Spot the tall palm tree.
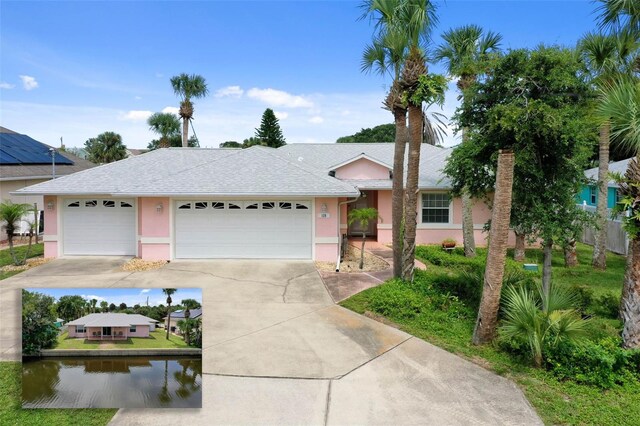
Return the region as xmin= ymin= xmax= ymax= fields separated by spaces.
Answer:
xmin=170 ymin=73 xmax=209 ymax=147
xmin=84 ymin=131 xmax=127 ymax=164
xmin=596 ymin=0 xmax=640 ymax=35
xmin=90 ymin=299 xmax=97 ymax=313
xmin=100 ymin=300 xmax=108 ymax=313
xmin=148 ymin=112 xmax=181 ymax=148
xmin=434 ymin=24 xmax=502 ymax=258
xmin=579 ymin=31 xmax=638 ymax=269
xmin=597 ymin=77 xmax=640 ymax=348
xmin=0 ymin=201 xmax=33 ymax=265
xmin=163 ymin=288 xmax=177 ymax=340
xmin=472 ymin=150 xmax=516 ymax=345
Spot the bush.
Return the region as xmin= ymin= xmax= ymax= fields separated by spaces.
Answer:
xmin=569 ymin=284 xmax=594 ymax=316
xmin=368 ymin=280 xmax=429 ymax=319
xmin=546 ymin=338 xmax=640 ymax=388
xmin=415 ymin=245 xmax=485 ymax=269
xmin=594 ymin=293 xmax=620 ymax=319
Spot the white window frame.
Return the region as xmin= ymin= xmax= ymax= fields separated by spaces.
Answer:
xmin=76 ymin=325 xmax=85 ymax=333
xmin=420 ymin=192 xmax=452 ymax=225
xmin=129 ymin=325 xmax=137 ymax=333
xmin=590 ymin=186 xmax=597 ymax=204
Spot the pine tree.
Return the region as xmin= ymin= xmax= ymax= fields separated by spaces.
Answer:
xmin=255 ymin=108 xmax=286 ymax=147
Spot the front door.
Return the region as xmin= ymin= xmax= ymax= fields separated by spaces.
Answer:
xmin=102 ymin=327 xmax=112 ymax=336
xmin=348 ymin=191 xmax=377 ymax=237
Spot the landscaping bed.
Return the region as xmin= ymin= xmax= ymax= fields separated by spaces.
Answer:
xmin=0 ymin=243 xmax=44 ymax=280
xmin=341 ymin=243 xmax=640 ymax=426
xmin=315 ymin=243 xmax=389 ymax=272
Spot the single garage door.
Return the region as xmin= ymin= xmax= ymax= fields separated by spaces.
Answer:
xmin=175 ymin=200 xmax=312 ymax=259
xmin=63 ymin=198 xmax=136 ymax=255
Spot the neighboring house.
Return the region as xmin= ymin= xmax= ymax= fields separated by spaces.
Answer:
xmin=14 ymin=143 xmax=504 ymax=264
xmin=66 ymin=313 xmax=158 ymax=340
xmin=54 ymin=318 xmax=65 ymax=328
xmin=579 ymin=158 xmax=630 ymax=210
xmin=125 ymin=148 xmax=149 ymax=157
xmin=0 ymin=127 xmax=95 ymax=236
xmin=163 ymin=308 xmax=202 ymax=334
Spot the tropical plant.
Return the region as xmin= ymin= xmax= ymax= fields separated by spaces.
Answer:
xmin=84 ymin=131 xmax=127 ymax=164
xmin=99 ymin=300 xmax=108 ymax=313
xmin=347 ymin=207 xmax=379 ymax=269
xmin=170 ymin=73 xmax=209 ymax=147
xmin=601 ymin=77 xmax=640 ymax=348
xmin=0 ymin=200 xmax=34 ymax=265
xmin=219 ymin=141 xmax=242 ymax=148
xmin=180 ymin=299 xmax=201 ymax=310
xmin=433 ymin=24 xmax=502 ymax=258
xmin=500 ymin=282 xmax=589 ymax=367
xmin=579 ymin=31 xmax=639 ymax=269
xmin=56 ymin=295 xmax=87 ymax=322
xmin=22 ymin=290 xmax=58 ymax=355
xmin=90 ymin=299 xmax=97 ymax=313
xmin=255 ymin=108 xmax=286 ymax=148
xmin=147 ymin=112 xmax=181 ymax=148
xmin=472 ymin=150 xmax=515 ymax=345
xmin=163 ymin=288 xmax=177 ymax=340
xmin=596 ymin=0 xmax=640 ymax=35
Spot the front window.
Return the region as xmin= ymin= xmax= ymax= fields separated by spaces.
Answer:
xmin=129 ymin=325 xmax=136 ymax=333
xmin=76 ymin=325 xmax=85 ymax=333
xmin=421 ymin=193 xmax=451 ymax=223
xmin=590 ymin=187 xmax=597 ymax=205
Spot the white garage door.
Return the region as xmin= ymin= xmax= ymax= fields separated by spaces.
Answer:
xmin=175 ymin=200 xmax=312 ymax=259
xmin=63 ymin=199 xmax=136 ymax=255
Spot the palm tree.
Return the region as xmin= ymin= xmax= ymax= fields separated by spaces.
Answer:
xmin=472 ymin=150 xmax=516 ymax=345
xmin=163 ymin=288 xmax=177 ymax=340
xmin=578 ymin=31 xmax=638 ymax=269
xmin=0 ymin=201 xmax=33 ymax=265
xmin=347 ymin=207 xmax=379 ymax=269
xmin=90 ymin=299 xmax=97 ymax=313
xmin=597 ymin=77 xmax=640 ymax=348
xmin=170 ymin=73 xmax=209 ymax=147
xmin=434 ymin=25 xmax=502 ymax=258
xmin=596 ymin=0 xmax=640 ymax=35
xmin=147 ymin=112 xmax=181 ymax=148
xmin=100 ymin=300 xmax=108 ymax=313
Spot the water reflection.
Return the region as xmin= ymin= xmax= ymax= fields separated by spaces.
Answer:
xmin=22 ymin=356 xmax=202 ymax=408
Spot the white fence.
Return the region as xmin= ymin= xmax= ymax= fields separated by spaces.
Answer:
xmin=578 ymin=203 xmax=629 ymax=255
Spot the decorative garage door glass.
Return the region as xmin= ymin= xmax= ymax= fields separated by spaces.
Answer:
xmin=63 ymin=199 xmax=136 ymax=255
xmin=175 ymin=200 xmax=312 ymax=259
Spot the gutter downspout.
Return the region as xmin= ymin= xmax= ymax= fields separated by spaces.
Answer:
xmin=336 ymin=195 xmax=361 ymax=272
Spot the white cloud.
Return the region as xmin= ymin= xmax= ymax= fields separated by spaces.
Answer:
xmin=19 ymin=75 xmax=38 ymax=90
xmin=0 ymin=82 xmax=15 ymax=89
xmin=81 ymin=295 xmax=107 ymax=302
xmin=161 ymin=106 xmax=179 ymax=115
xmin=247 ymin=88 xmax=314 ymax=108
xmin=309 ymin=116 xmax=324 ymax=124
xmin=121 ymin=110 xmax=152 ymax=121
xmin=274 ymin=111 xmax=288 ymax=120
xmin=134 ymin=96 xmax=142 ymax=100
xmin=215 ymin=85 xmax=244 ymax=98
xmin=140 ymin=289 xmax=151 ymax=294
xmin=341 ymin=110 xmax=351 ymax=116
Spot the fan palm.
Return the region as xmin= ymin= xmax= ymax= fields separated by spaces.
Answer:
xmin=170 ymin=73 xmax=209 ymax=147
xmin=596 ymin=0 xmax=640 ymax=35
xmin=0 ymin=201 xmax=34 ymax=265
xmin=433 ymin=24 xmax=502 ymax=258
xmin=578 ymin=31 xmax=638 ymax=269
xmin=162 ymin=288 xmax=177 ymax=340
xmin=597 ymin=77 xmax=640 ymax=348
xmin=148 ymin=112 xmax=181 ymax=148
xmin=84 ymin=131 xmax=127 ymax=164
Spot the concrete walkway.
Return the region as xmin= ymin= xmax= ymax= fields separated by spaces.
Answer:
xmin=0 ymin=258 xmax=541 ymax=425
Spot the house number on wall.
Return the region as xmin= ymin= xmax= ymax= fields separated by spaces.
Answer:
xmin=319 ymin=213 xmax=330 ymax=219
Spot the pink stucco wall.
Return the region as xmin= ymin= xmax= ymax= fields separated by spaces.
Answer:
xmin=69 ymin=325 xmax=150 ymax=338
xmin=315 ymin=197 xmax=339 ymax=261
xmin=376 ymin=190 xmax=392 ymax=230
xmin=138 ymin=197 xmax=171 ymax=261
xmin=335 ymin=158 xmax=390 ymax=180
xmin=43 ymin=195 xmax=58 ymax=258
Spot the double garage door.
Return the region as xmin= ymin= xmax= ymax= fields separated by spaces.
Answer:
xmin=63 ymin=198 xmax=137 ymax=255
xmin=175 ymin=200 xmax=312 ymax=259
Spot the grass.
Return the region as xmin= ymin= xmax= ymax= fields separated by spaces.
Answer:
xmin=341 ymin=242 xmax=640 ymax=426
xmin=54 ymin=329 xmax=189 ymax=350
xmin=0 ymin=362 xmax=116 ymax=426
xmin=0 ymin=243 xmax=44 ymax=281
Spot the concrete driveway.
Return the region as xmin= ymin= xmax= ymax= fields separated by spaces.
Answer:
xmin=0 ymin=258 xmax=541 ymax=425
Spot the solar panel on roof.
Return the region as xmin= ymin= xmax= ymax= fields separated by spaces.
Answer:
xmin=0 ymin=133 xmax=73 ymax=165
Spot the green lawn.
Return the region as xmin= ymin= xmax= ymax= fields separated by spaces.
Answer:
xmin=54 ymin=329 xmax=188 ymax=350
xmin=0 ymin=362 xmax=116 ymax=426
xmin=0 ymin=243 xmax=44 ymax=281
xmin=341 ymin=243 xmax=640 ymax=426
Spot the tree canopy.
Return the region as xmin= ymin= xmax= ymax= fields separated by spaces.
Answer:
xmin=255 ymin=108 xmax=286 ymax=148
xmin=22 ymin=290 xmax=58 ymax=355
xmin=84 ymin=131 xmax=127 ymax=163
xmin=336 ymin=124 xmax=395 ymax=143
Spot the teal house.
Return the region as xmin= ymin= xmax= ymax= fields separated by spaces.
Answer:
xmin=579 ymin=158 xmax=630 ymax=209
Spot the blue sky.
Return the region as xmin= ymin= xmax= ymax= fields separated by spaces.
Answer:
xmin=26 ymin=287 xmax=202 ymax=308
xmin=1 ymin=1 xmax=598 ymax=148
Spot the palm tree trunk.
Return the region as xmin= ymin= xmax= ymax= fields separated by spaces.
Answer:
xmin=6 ymin=231 xmax=20 ymax=266
xmin=182 ymin=119 xmax=189 ymax=148
xmin=592 ymin=123 xmax=610 ymax=270
xmin=621 ymin=237 xmax=640 ymax=348
xmin=392 ymin=107 xmax=408 ymax=278
xmin=166 ymin=306 xmax=171 ymax=340
xmin=461 ymin=189 xmax=476 ymax=257
xmin=542 ymin=238 xmax=553 ymax=303
xmin=514 ymin=231 xmax=526 ymax=262
xmin=564 ymin=238 xmax=578 ymax=268
xmin=472 ymin=150 xmax=515 ymax=345
xmin=360 ymin=232 xmax=366 ymax=270
xmin=401 ymin=104 xmax=423 ymax=282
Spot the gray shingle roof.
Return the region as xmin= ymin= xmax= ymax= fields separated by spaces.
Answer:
xmin=585 ymin=158 xmax=632 ymax=187
xmin=14 ymin=146 xmax=360 ymax=197
xmin=165 ymin=308 xmax=202 ymax=319
xmin=66 ymin=313 xmax=158 ymax=327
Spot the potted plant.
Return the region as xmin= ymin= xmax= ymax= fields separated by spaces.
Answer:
xmin=441 ymin=238 xmax=457 ymax=249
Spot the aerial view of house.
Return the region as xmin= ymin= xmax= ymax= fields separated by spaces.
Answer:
xmin=66 ymin=313 xmax=158 ymax=340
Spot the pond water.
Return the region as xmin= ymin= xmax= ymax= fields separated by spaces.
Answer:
xmin=22 ymin=356 xmax=202 ymax=408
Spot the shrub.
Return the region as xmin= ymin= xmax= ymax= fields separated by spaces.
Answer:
xmin=546 ymin=338 xmax=640 ymax=388
xmin=368 ymin=280 xmax=429 ymax=319
xmin=594 ymin=293 xmax=620 ymax=319
xmin=415 ymin=245 xmax=484 ymax=269
xmin=569 ymin=284 xmax=594 ymax=316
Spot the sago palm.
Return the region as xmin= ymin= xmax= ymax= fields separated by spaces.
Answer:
xmin=170 ymin=73 xmax=208 ymax=147
xmin=433 ymin=24 xmax=502 ymax=258
xmin=598 ymin=77 xmax=640 ymax=348
xmin=148 ymin=112 xmax=181 ymax=148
